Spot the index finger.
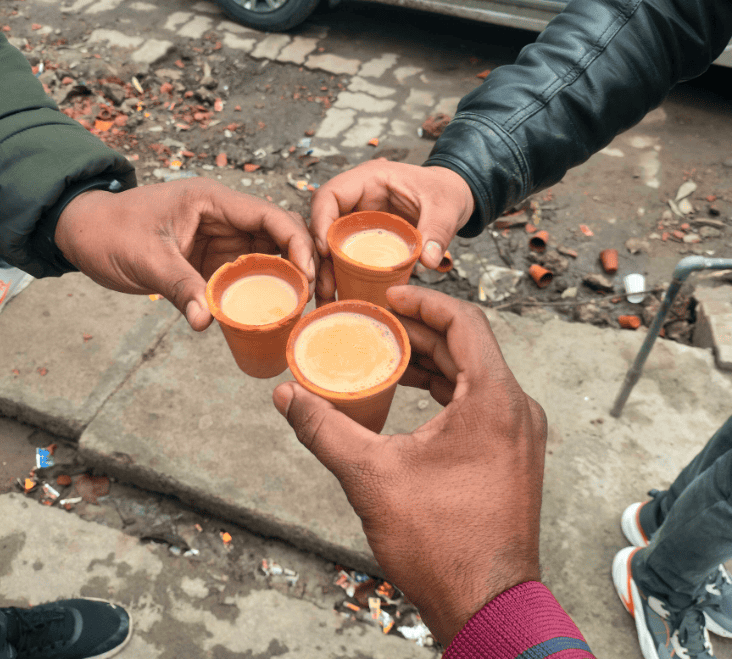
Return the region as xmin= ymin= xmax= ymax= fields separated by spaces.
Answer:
xmin=209 ymin=187 xmax=316 ymax=282
xmin=386 ymin=285 xmax=511 ymax=386
xmin=310 ymin=170 xmax=370 ymax=258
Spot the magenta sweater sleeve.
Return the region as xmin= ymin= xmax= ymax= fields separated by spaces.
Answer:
xmin=443 ymin=581 xmax=595 ymax=659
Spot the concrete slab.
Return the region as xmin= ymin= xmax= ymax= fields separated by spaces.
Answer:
xmin=478 ymin=309 xmax=731 ymax=657
xmin=78 ymin=300 xmax=445 ymax=575
xmin=693 ymin=283 xmax=732 ymax=371
xmin=0 ymin=493 xmax=433 ymax=658
xmin=75 ymin=303 xmax=732 ymax=657
xmin=0 ymin=274 xmax=180 ymax=438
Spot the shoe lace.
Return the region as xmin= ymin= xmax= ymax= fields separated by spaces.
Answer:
xmin=677 ymin=609 xmax=713 ymax=658
xmin=698 ymin=565 xmax=731 ymax=607
xmin=9 ymin=607 xmax=69 ymax=653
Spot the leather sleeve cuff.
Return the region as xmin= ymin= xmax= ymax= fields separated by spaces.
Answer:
xmin=29 ymin=176 xmax=125 ymax=274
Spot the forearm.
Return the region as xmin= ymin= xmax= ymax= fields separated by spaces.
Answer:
xmin=0 ymin=33 xmax=136 ymax=277
xmin=424 ymin=0 xmax=731 ymax=237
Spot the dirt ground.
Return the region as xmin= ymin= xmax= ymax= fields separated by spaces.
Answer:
xmin=2 ymin=1 xmax=732 ymax=350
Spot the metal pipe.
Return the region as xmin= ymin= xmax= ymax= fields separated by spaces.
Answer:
xmin=610 ymin=256 xmax=731 ymax=418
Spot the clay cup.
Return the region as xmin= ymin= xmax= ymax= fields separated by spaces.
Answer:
xmin=286 ymin=300 xmax=411 ymax=433
xmin=206 ymin=254 xmax=308 ymax=379
xmin=327 ymin=211 xmax=422 ymax=309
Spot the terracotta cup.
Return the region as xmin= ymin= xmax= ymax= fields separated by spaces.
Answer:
xmin=529 ymin=264 xmax=553 ymax=288
xmin=600 ymin=249 xmax=619 ymax=274
xmin=286 ymin=300 xmax=411 ymax=433
xmin=206 ymin=254 xmax=309 ymax=379
xmin=436 ymin=250 xmax=454 ymax=273
xmin=327 ymin=211 xmax=422 ymax=309
xmin=529 ymin=231 xmax=549 ymax=253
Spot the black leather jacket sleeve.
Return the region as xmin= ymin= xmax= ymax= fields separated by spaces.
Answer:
xmin=424 ymin=0 xmax=731 ymax=238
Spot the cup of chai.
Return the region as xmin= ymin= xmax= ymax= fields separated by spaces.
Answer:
xmin=206 ymin=254 xmax=309 ymax=379
xmin=327 ymin=211 xmax=422 ymax=309
xmin=286 ymin=300 xmax=411 ymax=433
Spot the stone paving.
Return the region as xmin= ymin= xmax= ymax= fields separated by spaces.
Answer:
xmin=48 ymin=0 xmax=472 ymax=164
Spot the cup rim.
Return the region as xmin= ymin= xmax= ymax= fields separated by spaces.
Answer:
xmin=327 ymin=211 xmax=422 ymax=273
xmin=205 ymin=254 xmax=309 ymax=331
xmin=286 ymin=300 xmax=411 ymax=402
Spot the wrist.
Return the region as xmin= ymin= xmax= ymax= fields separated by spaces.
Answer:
xmin=47 ymin=178 xmax=125 ymax=270
xmin=424 ymin=166 xmax=475 ymax=231
xmin=418 ymin=558 xmax=541 ymax=647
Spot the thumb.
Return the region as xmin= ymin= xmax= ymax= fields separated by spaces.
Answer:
xmin=273 ymin=382 xmax=378 ymax=484
xmin=147 ymin=252 xmax=212 ymax=331
xmin=417 ymin=212 xmax=455 ymax=270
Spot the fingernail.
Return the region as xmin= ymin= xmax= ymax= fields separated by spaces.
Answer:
xmin=424 ymin=240 xmax=442 ymax=266
xmin=274 ymin=383 xmax=294 ymax=418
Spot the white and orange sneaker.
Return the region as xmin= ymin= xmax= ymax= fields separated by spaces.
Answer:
xmin=612 ymin=547 xmax=715 ymax=659
xmin=620 ymin=500 xmax=731 ymax=638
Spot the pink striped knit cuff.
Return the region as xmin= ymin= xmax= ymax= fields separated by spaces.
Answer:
xmin=443 ymin=581 xmax=595 ymax=659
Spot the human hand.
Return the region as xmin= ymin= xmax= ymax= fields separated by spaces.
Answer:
xmin=272 ymin=285 xmax=546 ymax=647
xmin=54 ymin=177 xmax=316 ymax=331
xmin=310 ymin=161 xmax=475 ymax=306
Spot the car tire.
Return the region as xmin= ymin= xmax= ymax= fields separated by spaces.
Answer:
xmin=214 ymin=0 xmax=321 ymax=32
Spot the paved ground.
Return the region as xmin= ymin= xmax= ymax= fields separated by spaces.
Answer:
xmin=0 ymin=278 xmax=733 ymax=657
xmin=0 ymin=1 xmax=733 ymax=657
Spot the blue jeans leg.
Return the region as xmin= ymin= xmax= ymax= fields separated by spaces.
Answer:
xmin=632 ymin=417 xmax=732 ymax=610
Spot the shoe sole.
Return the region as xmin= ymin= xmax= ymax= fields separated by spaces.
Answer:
xmin=79 ymin=598 xmax=133 ymax=659
xmin=705 ymin=612 xmax=732 ymax=638
xmin=621 ymin=502 xmax=650 ymax=547
xmin=612 ymin=547 xmax=661 ymax=659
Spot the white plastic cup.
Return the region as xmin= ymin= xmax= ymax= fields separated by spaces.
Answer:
xmin=623 ymin=273 xmax=646 ymax=304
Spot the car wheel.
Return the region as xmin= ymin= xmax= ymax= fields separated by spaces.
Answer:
xmin=214 ymin=0 xmax=321 ymax=32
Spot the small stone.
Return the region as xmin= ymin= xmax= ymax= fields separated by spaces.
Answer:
xmin=694 ymin=217 xmax=724 ymax=229
xmin=661 ymin=209 xmax=674 ymax=223
xmin=698 ymin=226 xmax=722 ymax=239
xmin=625 ymin=237 xmax=650 ymax=254
xmin=649 ymin=232 xmax=661 ymax=240
xmin=575 ymin=302 xmax=611 ymax=326
xmin=682 ymin=233 xmax=701 ymax=244
xmin=668 ymin=199 xmax=684 ymax=217
xmin=241 ymin=178 xmax=252 ymax=186
xmin=583 ymin=273 xmax=614 ymax=292
xmin=540 ymin=251 xmax=569 ymax=275
xmin=675 ymin=180 xmax=697 ymax=202
xmin=417 ymin=400 xmax=429 ymax=410
xmin=677 ymin=198 xmax=694 ymax=215
xmin=561 ymin=287 xmax=577 ymax=299
xmin=421 ymin=113 xmax=451 ymax=139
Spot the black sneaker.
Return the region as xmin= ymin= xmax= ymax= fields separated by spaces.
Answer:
xmin=0 ymin=599 xmax=131 ymax=659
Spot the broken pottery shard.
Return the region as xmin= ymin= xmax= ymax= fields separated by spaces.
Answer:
xmin=675 ymin=180 xmax=697 ymax=202
xmin=74 ymin=474 xmax=110 ymax=503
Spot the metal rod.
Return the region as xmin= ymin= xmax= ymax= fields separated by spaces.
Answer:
xmin=610 ymin=256 xmax=731 ymax=418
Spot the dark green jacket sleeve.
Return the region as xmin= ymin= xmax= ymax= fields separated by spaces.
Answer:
xmin=424 ymin=0 xmax=731 ymax=237
xmin=0 ymin=33 xmax=137 ymax=277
